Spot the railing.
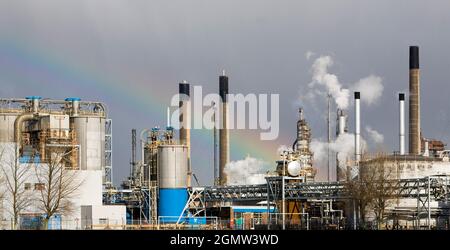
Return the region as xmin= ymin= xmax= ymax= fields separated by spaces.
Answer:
xmin=157 ymin=216 xmax=219 ymax=230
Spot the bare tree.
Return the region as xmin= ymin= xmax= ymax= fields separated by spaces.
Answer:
xmin=345 ymin=167 xmax=376 ymax=229
xmin=34 ymin=149 xmax=83 ymax=229
xmin=345 ymin=153 xmax=400 ymax=230
xmin=367 ymin=156 xmax=398 ymax=229
xmin=0 ymin=143 xmax=33 ymax=229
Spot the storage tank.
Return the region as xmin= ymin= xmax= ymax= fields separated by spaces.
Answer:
xmin=158 ymin=144 xmax=188 ymax=223
xmin=72 ymin=116 xmax=105 ymax=171
xmin=0 ymin=114 xmax=20 ymax=142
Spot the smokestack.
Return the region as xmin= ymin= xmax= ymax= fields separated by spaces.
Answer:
xmin=167 ymin=107 xmax=171 ymax=128
xmin=179 ymin=80 xmax=191 ymax=187
xmin=354 ymin=92 xmax=361 ymax=162
xmin=409 ymin=46 xmax=421 ymax=155
xmin=131 ymin=129 xmax=137 ymax=182
xmin=399 ymin=93 xmax=405 ymax=155
xmin=219 ymin=71 xmax=229 ymax=185
xmin=423 ymin=140 xmax=430 ymax=157
xmin=337 ymin=109 xmax=347 ymax=136
xmin=336 ymin=109 xmax=347 ymax=182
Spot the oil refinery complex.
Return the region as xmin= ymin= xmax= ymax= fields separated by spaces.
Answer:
xmin=1 ymin=46 xmax=450 ymax=230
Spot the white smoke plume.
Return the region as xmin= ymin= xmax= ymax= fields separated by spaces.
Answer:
xmin=352 ymin=75 xmax=384 ymax=106
xmin=310 ymin=133 xmax=367 ymax=180
xmin=365 ymin=126 xmax=384 ymax=144
xmin=305 ymin=51 xmax=315 ymax=60
xmin=301 ymin=54 xmax=384 ymax=111
xmin=224 ymin=156 xmax=270 ymax=185
xmin=308 ymin=55 xmax=351 ymax=110
xmin=297 ymin=52 xmax=385 ymax=180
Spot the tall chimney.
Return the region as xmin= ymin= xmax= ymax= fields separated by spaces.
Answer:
xmin=354 ymin=92 xmax=361 ymax=162
xmin=179 ymin=80 xmax=192 ymax=187
xmin=219 ymin=71 xmax=229 ymax=186
xmin=131 ymin=129 xmax=137 ymax=183
xmin=399 ymin=93 xmax=405 ymax=155
xmin=409 ymin=46 xmax=421 ymax=155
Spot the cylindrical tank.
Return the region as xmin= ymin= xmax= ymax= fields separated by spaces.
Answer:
xmin=72 ymin=116 xmax=105 ymax=171
xmin=158 ymin=144 xmax=188 ymax=223
xmin=0 ymin=114 xmax=20 ymax=142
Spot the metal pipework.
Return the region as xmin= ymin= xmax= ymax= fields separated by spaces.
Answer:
xmin=14 ymin=113 xmax=36 ymax=143
xmin=13 ymin=112 xmax=46 ymax=157
xmin=0 ymin=98 xmax=106 ymax=118
xmin=65 ymin=97 xmax=81 ymax=116
xmin=179 ymin=80 xmax=191 ymax=187
xmin=25 ymin=96 xmax=41 ymax=113
xmin=219 ymin=71 xmax=229 ymax=186
xmin=354 ymin=92 xmax=361 ymax=162
xmin=409 ymin=46 xmax=421 ymax=155
xmin=399 ymin=93 xmax=405 ymax=155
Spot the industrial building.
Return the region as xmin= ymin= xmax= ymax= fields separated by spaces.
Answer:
xmin=1 ymin=46 xmax=450 ymax=230
xmin=0 ymin=97 xmax=125 ymax=229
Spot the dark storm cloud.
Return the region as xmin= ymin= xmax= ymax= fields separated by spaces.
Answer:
xmin=1 ymin=0 xmax=450 ymax=184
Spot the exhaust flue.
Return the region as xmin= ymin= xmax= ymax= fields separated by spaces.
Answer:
xmin=354 ymin=92 xmax=361 ymax=162
xmin=131 ymin=129 xmax=137 ymax=181
xmin=399 ymin=93 xmax=405 ymax=155
xmin=219 ymin=72 xmax=229 ymax=185
xmin=409 ymin=46 xmax=421 ymax=155
xmin=179 ymin=81 xmax=192 ymax=187
xmin=337 ymin=109 xmax=347 ymax=136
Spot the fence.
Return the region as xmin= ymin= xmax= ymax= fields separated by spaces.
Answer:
xmin=157 ymin=216 xmax=219 ymax=230
xmin=0 ymin=218 xmax=127 ymax=230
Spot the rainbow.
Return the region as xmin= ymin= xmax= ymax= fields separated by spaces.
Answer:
xmin=0 ymin=40 xmax=285 ymax=169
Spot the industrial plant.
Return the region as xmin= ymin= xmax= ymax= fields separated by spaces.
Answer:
xmin=1 ymin=46 xmax=450 ymax=230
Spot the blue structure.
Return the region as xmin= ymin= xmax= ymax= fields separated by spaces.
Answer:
xmin=47 ymin=214 xmax=62 ymax=230
xmin=65 ymin=97 xmax=81 ymax=101
xmin=25 ymin=96 xmax=42 ymax=100
xmin=157 ymin=144 xmax=189 ymax=224
xmin=158 ymin=188 xmax=187 ymax=223
xmin=232 ymin=206 xmax=276 ymax=213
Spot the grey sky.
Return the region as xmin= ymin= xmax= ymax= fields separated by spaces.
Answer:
xmin=1 ymin=0 xmax=450 ymax=185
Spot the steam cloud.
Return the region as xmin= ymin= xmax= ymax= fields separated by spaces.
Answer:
xmin=352 ymin=75 xmax=384 ymax=106
xmin=365 ymin=126 xmax=384 ymax=144
xmin=305 ymin=51 xmax=315 ymax=60
xmin=224 ymin=156 xmax=270 ymax=185
xmin=301 ymin=54 xmax=384 ymax=110
xmin=311 ymin=134 xmax=367 ymax=166
xmin=297 ymin=53 xmax=385 ymax=180
xmin=308 ymin=55 xmax=351 ymax=110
